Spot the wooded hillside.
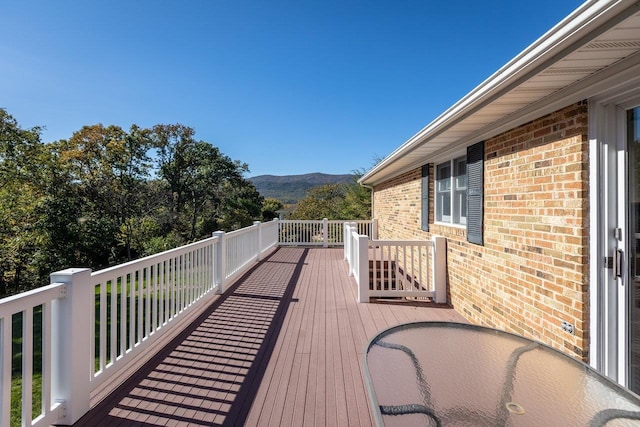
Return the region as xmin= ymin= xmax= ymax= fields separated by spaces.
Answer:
xmin=249 ymin=173 xmax=354 ymax=203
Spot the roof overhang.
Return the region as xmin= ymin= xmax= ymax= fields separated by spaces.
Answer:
xmin=360 ymin=0 xmax=640 ymax=187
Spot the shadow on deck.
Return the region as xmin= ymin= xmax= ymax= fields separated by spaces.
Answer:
xmin=74 ymin=247 xmax=466 ymax=426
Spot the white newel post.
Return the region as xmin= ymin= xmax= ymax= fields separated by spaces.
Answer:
xmin=213 ymin=231 xmax=226 ymax=294
xmin=343 ymin=223 xmax=350 ymax=260
xmin=349 ymin=224 xmax=358 ymax=275
xmin=433 ymin=236 xmax=447 ymax=304
xmin=50 ymin=268 xmax=92 ymax=425
xmin=273 ymin=218 xmax=279 ymax=247
xmin=345 ymin=222 xmax=356 ymax=264
xmin=357 ymin=234 xmax=369 ymax=303
xmin=322 ymin=218 xmax=328 ymax=248
xmin=371 ymin=218 xmax=379 ymax=240
xmin=254 ymin=221 xmax=262 ymax=261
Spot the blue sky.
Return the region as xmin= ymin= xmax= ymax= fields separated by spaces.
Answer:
xmin=1 ymin=0 xmax=583 ymax=177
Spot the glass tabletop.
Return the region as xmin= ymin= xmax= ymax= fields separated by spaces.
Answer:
xmin=364 ymin=322 xmax=640 ymax=426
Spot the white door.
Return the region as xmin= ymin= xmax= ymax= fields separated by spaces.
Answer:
xmin=595 ymin=101 xmax=640 ymax=392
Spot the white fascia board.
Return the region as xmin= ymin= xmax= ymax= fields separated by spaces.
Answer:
xmin=360 ymin=0 xmax=637 ymax=187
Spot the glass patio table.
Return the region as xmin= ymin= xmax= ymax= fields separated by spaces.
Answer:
xmin=364 ymin=322 xmax=640 ymax=426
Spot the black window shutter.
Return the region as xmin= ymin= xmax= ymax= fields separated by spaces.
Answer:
xmin=421 ymin=164 xmax=429 ymax=232
xmin=467 ymin=142 xmax=484 ymax=245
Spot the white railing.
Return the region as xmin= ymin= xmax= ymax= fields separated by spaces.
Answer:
xmin=215 ymin=219 xmax=280 ymax=292
xmin=0 ymin=283 xmax=67 ymax=427
xmin=344 ymin=223 xmax=447 ymax=304
xmin=0 ymin=219 xmax=279 ymax=426
xmin=1 ymin=218 xmax=391 ymax=426
xmin=88 ymin=236 xmax=219 ymax=396
xmin=279 ymin=219 xmax=376 ymax=247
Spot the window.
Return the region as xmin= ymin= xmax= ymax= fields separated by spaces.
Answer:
xmin=436 ymin=156 xmax=467 ymax=225
xmin=428 ymin=141 xmax=483 ymax=244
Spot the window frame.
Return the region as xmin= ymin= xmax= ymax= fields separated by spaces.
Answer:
xmin=434 ymin=155 xmax=467 ymax=227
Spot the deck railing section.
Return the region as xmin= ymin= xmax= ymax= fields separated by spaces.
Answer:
xmin=89 ymin=236 xmax=219 ymax=395
xmin=1 ymin=217 xmax=442 ymax=426
xmin=215 ymin=219 xmax=280 ymax=292
xmin=0 ymin=283 xmax=67 ymax=427
xmin=279 ymin=219 xmax=376 ymax=247
xmin=344 ymin=223 xmax=447 ymax=304
xmin=0 ymin=220 xmax=279 ymax=426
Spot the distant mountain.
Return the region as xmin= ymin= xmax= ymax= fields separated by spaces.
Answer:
xmin=249 ymin=173 xmax=355 ymax=204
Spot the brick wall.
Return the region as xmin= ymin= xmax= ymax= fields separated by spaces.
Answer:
xmin=372 ymin=101 xmax=590 ymax=360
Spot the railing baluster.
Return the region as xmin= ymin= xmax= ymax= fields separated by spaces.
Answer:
xmin=42 ymin=301 xmax=53 ymax=419
xmin=185 ymin=252 xmax=191 ymax=307
xmin=0 ymin=317 xmax=8 ymax=427
xmin=119 ymin=275 xmax=126 ymax=357
xmin=99 ymin=281 xmax=107 ymax=370
xmin=168 ymin=258 xmax=174 ymax=321
xmin=22 ymin=306 xmax=33 ymax=426
xmin=156 ymin=261 xmax=166 ymax=329
xmin=109 ymin=278 xmax=117 ymax=364
xmin=136 ymin=269 xmax=143 ymax=345
xmin=372 ymin=240 xmax=377 ymax=293
xmin=423 ymin=244 xmax=427 ymax=290
xmin=177 ymin=256 xmax=182 ymax=313
xmin=150 ymin=265 xmax=155 ymax=334
xmin=128 ymin=272 xmax=134 ymax=351
xmin=90 ymin=282 xmax=96 ymax=377
xmin=195 ymin=248 xmax=201 ymax=299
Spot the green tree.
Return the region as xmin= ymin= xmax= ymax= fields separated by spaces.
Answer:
xmin=152 ymin=124 xmax=262 ymax=239
xmin=290 ymin=184 xmax=346 ymax=220
xmin=109 ymin=125 xmax=154 ymax=259
xmin=0 ymin=110 xmax=266 ymax=295
xmin=0 ymin=109 xmax=47 ymax=296
xmin=289 ymin=174 xmax=371 ymax=221
xmin=217 ymin=180 xmax=263 ymax=231
xmin=262 ymin=198 xmax=284 ymax=221
xmin=339 ymin=170 xmax=371 ymax=220
xmin=150 ymin=124 xmax=196 ymax=232
xmin=57 ymin=124 xmax=155 ymax=264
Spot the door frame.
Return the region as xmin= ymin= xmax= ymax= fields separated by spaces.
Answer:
xmin=589 ymin=84 xmax=640 ymax=387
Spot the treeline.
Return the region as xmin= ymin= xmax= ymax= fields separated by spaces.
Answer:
xmin=288 ymin=181 xmax=370 ymax=221
xmin=0 ymin=109 xmax=264 ymax=297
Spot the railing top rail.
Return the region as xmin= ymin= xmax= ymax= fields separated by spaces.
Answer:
xmin=0 ymin=282 xmax=66 ymax=318
xmin=279 ymin=220 xmax=325 ymax=224
xmin=280 ymin=219 xmax=371 ymax=223
xmin=370 ymin=239 xmax=433 ymax=246
xmin=92 ymin=235 xmax=219 ymax=279
xmin=327 ymin=219 xmax=371 ymax=224
xmin=225 ymin=223 xmax=258 ymax=238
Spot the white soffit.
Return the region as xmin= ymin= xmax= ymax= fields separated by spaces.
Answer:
xmin=361 ymin=1 xmax=640 ymax=186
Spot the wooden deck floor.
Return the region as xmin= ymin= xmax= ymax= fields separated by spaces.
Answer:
xmin=74 ymin=247 xmax=466 ymax=426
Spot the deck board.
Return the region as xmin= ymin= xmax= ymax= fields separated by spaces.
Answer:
xmin=74 ymin=247 xmax=467 ymax=426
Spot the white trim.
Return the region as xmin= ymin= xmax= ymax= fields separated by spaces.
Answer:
xmin=433 ymin=221 xmax=467 ymax=230
xmin=588 ymin=98 xmax=603 ymax=372
xmin=434 ymin=155 xmax=467 ymax=227
xmin=616 ymin=105 xmax=628 ymax=386
xmin=589 ymin=86 xmax=640 ymax=385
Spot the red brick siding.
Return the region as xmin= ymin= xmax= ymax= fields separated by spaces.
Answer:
xmin=372 ymin=101 xmax=590 ymax=360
